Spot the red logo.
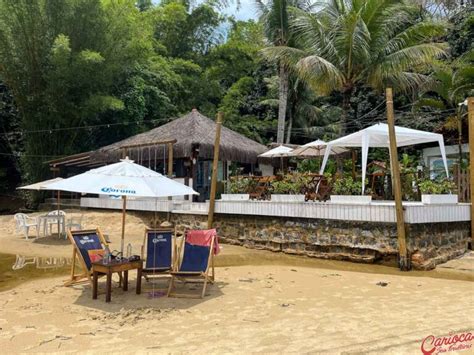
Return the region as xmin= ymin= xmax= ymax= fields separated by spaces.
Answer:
xmin=421 ymin=332 xmax=473 ymax=354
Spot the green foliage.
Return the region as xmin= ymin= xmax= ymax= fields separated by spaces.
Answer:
xmin=446 ymin=10 xmax=474 ymax=59
xmin=332 ymin=176 xmax=367 ymax=196
xmin=296 ymin=159 xmax=320 ymax=173
xmin=227 ymin=177 xmax=255 ymax=194
xmin=262 ymin=0 xmax=448 ymax=133
xmin=418 ymin=179 xmax=456 ymax=194
xmin=270 ymin=173 xmax=309 ymax=194
xmin=0 ymin=0 xmax=468 ymax=203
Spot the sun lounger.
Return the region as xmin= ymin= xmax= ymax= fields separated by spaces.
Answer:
xmin=141 ymin=227 xmax=176 ymax=281
xmin=64 ymin=228 xmax=109 ymax=286
xmin=167 ymin=229 xmax=218 ymax=299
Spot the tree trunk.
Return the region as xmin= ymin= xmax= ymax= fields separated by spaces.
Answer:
xmin=340 ymin=89 xmax=352 ymax=135
xmin=285 ymin=105 xmax=293 ymax=144
xmin=277 ymin=64 xmax=289 ymax=143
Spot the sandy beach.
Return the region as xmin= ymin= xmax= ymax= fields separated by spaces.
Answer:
xmin=0 ymin=211 xmax=473 ymax=353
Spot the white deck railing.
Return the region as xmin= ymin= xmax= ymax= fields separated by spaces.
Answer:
xmin=80 ymin=197 xmax=471 ymax=224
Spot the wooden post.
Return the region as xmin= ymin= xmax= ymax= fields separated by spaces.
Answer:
xmin=351 ymin=149 xmax=356 ymax=180
xmin=207 ymin=112 xmax=223 ymax=229
xmin=57 ymin=190 xmax=61 ymax=236
xmin=167 ymin=142 xmax=174 ymax=214
xmin=121 ymin=195 xmax=127 ymax=255
xmin=167 ymin=142 xmax=173 ymax=177
xmin=468 ymin=97 xmax=474 ymax=245
xmin=386 ymin=88 xmax=409 ymax=271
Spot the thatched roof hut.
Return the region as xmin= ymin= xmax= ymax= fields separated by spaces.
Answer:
xmin=92 ymin=109 xmax=267 ymax=164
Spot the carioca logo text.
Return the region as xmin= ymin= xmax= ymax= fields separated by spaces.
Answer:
xmin=421 ymin=332 xmax=473 ymax=355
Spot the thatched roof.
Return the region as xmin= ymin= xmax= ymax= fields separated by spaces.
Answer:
xmin=92 ymin=109 xmax=268 ymax=164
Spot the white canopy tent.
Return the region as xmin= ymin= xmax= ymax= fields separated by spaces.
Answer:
xmin=319 ymin=123 xmax=449 ymax=194
xmin=48 ymin=157 xmax=198 ymax=254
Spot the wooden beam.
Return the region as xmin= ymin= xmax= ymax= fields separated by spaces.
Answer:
xmin=468 ymin=97 xmax=474 ymax=245
xmin=208 ymin=112 xmax=223 ymax=229
xmin=167 ymin=142 xmax=173 ymax=177
xmin=44 ymin=151 xmax=91 ymax=165
xmin=120 ymin=139 xmax=177 ymax=150
xmin=386 ymin=88 xmax=409 ymax=271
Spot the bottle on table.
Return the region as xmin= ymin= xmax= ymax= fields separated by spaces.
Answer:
xmin=126 ymin=243 xmax=132 ymax=259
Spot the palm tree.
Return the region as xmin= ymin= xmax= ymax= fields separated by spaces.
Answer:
xmin=256 ymin=0 xmax=313 ymax=143
xmin=416 ymin=52 xmax=474 ymax=165
xmin=261 ymin=74 xmax=328 ymax=143
xmin=263 ymin=0 xmax=447 ymax=134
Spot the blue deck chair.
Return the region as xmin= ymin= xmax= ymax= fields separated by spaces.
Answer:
xmin=65 ymin=228 xmax=109 ymax=286
xmin=167 ymin=230 xmax=216 ymax=299
xmin=141 ymin=228 xmax=175 ymax=281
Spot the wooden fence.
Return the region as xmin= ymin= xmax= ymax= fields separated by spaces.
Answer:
xmin=454 ymin=169 xmax=470 ymax=202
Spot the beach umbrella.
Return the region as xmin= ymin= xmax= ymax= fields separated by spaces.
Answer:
xmin=17 ymin=177 xmax=64 ymax=191
xmin=289 ymin=139 xmax=348 ymax=170
xmin=18 ymin=178 xmax=64 ymax=235
xmin=258 ymin=145 xmax=294 ymax=171
xmin=258 ymin=145 xmax=294 ymax=158
xmin=290 ymin=139 xmax=347 ymax=158
xmin=47 ymin=157 xmax=198 ymax=254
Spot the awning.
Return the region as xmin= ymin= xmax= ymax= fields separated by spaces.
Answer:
xmin=319 ymin=123 xmax=449 ymax=194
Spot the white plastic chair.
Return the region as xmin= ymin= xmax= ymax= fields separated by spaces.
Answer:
xmin=66 ymin=214 xmax=84 ymax=232
xmin=13 ymin=213 xmax=40 ymax=240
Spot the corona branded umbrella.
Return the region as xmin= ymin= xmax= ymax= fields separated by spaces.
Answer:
xmin=48 ymin=158 xmax=198 ymax=254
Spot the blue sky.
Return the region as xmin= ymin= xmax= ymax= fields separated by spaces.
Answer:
xmin=153 ymin=0 xmax=259 ymax=21
xmin=224 ymin=0 xmax=259 ymax=21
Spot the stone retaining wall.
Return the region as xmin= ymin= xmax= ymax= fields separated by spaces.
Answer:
xmin=142 ymin=212 xmax=470 ymax=270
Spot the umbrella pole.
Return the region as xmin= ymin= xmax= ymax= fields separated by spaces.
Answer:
xmin=57 ymin=190 xmax=61 ymax=237
xmin=121 ymin=196 xmax=127 ymax=256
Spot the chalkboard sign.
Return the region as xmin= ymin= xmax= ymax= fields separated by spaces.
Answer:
xmin=145 ymin=230 xmax=172 ymax=270
xmin=72 ymin=233 xmax=104 ymax=270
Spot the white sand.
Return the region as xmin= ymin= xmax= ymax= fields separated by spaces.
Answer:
xmin=0 ymin=211 xmax=473 ymax=353
xmin=0 ymin=266 xmax=473 ymax=353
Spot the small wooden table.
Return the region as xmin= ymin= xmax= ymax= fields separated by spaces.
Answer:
xmin=91 ymin=260 xmax=143 ymax=302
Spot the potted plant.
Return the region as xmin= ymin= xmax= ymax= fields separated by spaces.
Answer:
xmin=221 ymin=177 xmax=253 ymax=201
xmin=419 ymin=179 xmax=457 ymax=204
xmin=270 ymin=173 xmax=308 ymax=202
xmin=330 ymin=176 xmax=372 ymax=204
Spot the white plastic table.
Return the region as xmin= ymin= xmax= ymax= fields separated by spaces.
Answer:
xmin=38 ymin=215 xmax=65 ymax=237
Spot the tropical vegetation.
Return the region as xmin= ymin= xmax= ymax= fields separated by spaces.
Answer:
xmin=0 ymin=0 xmax=472 ymax=195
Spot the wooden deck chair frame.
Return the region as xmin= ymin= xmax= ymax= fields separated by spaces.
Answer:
xmin=64 ymin=228 xmax=109 ymax=287
xmin=141 ymin=227 xmax=177 ymax=282
xmin=167 ymin=233 xmax=215 ymax=299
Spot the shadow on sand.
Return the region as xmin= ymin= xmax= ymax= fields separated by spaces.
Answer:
xmin=72 ymin=275 xmax=228 ymax=313
xmin=32 ymin=234 xmax=70 ymax=246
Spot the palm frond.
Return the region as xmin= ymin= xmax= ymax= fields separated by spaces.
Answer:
xmin=296 ymin=54 xmax=344 ymax=94
xmin=379 ymin=43 xmax=447 ymax=72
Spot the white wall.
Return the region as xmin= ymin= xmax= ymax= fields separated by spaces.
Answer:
xmin=259 ymin=164 xmax=274 ymax=176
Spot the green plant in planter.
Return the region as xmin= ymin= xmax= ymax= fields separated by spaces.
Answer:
xmin=227 ymin=177 xmax=255 ymax=194
xmin=332 ymin=176 xmax=369 ymax=195
xmin=418 ymin=179 xmax=456 ymax=194
xmin=270 ymin=173 xmax=310 ymax=195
